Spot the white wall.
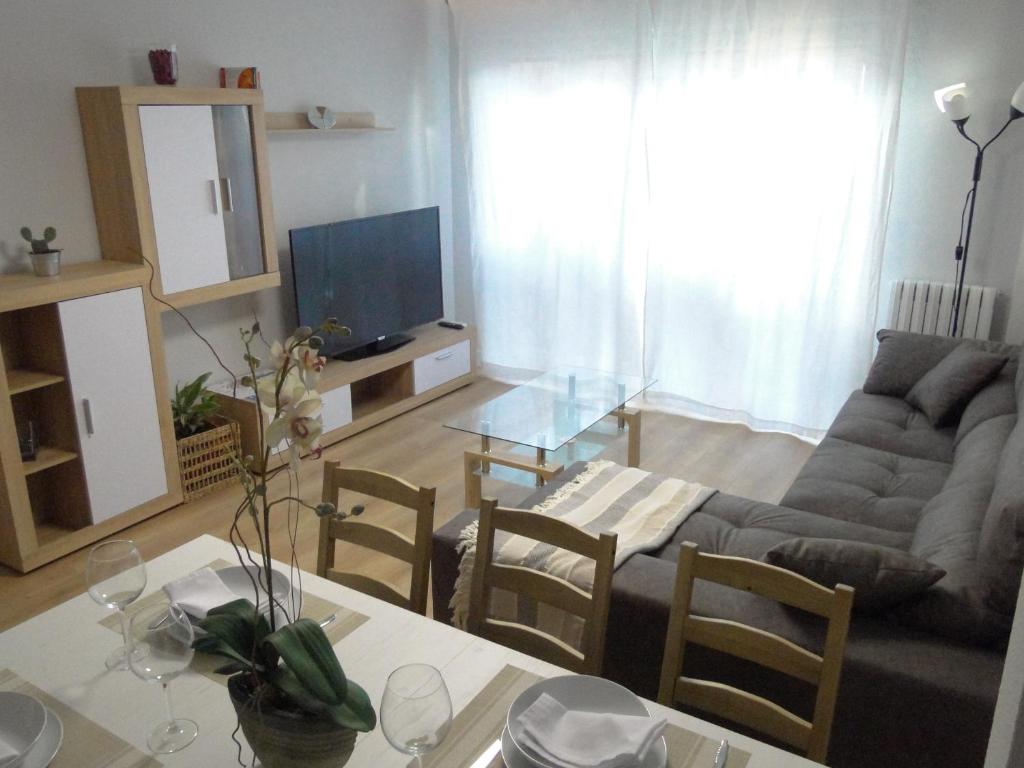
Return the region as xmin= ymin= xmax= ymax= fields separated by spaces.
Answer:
xmin=881 ymin=0 xmax=1024 ymax=341
xmin=0 ymin=0 xmax=454 ymax=389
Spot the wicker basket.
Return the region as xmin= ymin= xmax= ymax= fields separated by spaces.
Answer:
xmin=176 ymin=416 xmax=242 ymax=502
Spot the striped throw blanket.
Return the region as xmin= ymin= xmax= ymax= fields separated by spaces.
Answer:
xmin=450 ymin=460 xmax=715 ymax=648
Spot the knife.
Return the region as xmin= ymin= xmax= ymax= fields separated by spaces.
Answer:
xmin=714 ymin=739 xmax=729 ymax=768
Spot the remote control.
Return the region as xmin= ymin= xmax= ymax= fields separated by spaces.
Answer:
xmin=438 ymin=320 xmax=466 ymax=330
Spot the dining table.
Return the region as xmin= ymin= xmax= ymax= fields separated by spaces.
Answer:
xmin=0 ymin=534 xmax=823 ymax=767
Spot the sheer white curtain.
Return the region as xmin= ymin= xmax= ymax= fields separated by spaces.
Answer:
xmin=451 ymin=0 xmax=909 ymax=436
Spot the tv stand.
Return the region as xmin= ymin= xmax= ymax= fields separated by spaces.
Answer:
xmin=335 ymin=333 xmax=414 ymax=362
xmin=215 ymin=321 xmax=476 ymax=472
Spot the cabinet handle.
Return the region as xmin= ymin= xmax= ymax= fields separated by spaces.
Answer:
xmin=82 ymin=398 xmax=95 ymax=436
xmin=435 ymin=351 xmax=454 ymax=361
xmin=221 ymin=177 xmax=234 ymax=212
xmin=209 ymin=179 xmax=221 ymax=214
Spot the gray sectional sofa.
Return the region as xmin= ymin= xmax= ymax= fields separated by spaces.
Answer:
xmin=432 ymin=330 xmax=1024 ymax=768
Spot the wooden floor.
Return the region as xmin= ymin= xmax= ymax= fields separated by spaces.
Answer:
xmin=0 ymin=377 xmax=814 ymax=632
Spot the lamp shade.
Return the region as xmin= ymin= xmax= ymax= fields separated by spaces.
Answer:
xmin=1011 ymin=79 xmax=1024 ymax=119
xmin=934 ymin=82 xmax=968 ymax=115
xmin=944 ymin=92 xmax=971 ymax=122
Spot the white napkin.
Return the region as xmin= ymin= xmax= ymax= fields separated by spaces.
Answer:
xmin=515 ymin=692 xmax=666 ymax=768
xmin=163 ymin=567 xmax=239 ymax=618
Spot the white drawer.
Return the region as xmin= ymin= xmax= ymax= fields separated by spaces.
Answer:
xmin=413 ymin=340 xmax=471 ymax=395
xmin=321 ymin=384 xmax=353 ymax=433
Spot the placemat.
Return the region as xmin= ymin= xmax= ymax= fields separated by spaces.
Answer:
xmin=99 ymin=559 xmax=369 ymax=686
xmin=414 ymin=665 xmax=750 ymax=768
xmin=0 ymin=668 xmax=161 ymax=768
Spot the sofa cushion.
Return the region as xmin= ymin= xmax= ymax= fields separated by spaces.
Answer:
xmin=863 ymin=329 xmax=1018 ymax=399
xmin=826 ymin=391 xmax=955 ymax=463
xmin=781 ymin=436 xmax=950 ymax=533
xmin=905 ymin=346 xmax=1008 ymax=427
xmin=670 ymin=492 xmax=913 ymax=561
xmin=765 ymin=537 xmax=945 ymax=611
xmin=955 ymin=364 xmax=1018 ymax=446
xmin=894 ymin=414 xmax=1017 ymax=645
xmin=979 ymin=415 xmax=1024 ymax=615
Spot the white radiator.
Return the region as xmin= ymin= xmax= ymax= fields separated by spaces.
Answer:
xmin=888 ymin=280 xmax=997 ymax=340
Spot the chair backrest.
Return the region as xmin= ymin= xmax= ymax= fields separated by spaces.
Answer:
xmin=466 ymin=497 xmax=617 ymax=675
xmin=657 ymin=542 xmax=854 ymax=763
xmin=316 ymin=462 xmax=436 ymax=615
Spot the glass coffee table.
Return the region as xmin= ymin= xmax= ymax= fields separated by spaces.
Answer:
xmin=444 ymin=367 xmax=655 ymax=506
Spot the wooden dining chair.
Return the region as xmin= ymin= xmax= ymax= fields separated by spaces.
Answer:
xmin=467 ymin=497 xmax=617 ymax=675
xmin=657 ymin=542 xmax=854 ymax=763
xmin=316 ymin=462 xmax=436 ymax=615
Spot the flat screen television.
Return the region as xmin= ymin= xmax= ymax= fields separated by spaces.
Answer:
xmin=289 ymin=206 xmax=443 ymax=361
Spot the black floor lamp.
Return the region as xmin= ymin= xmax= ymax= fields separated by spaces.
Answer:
xmin=934 ymin=81 xmax=1024 ymax=336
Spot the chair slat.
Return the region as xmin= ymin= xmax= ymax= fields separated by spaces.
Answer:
xmin=675 ymin=677 xmax=812 ymax=752
xmin=327 ymin=519 xmax=416 ymax=563
xmin=325 ymin=570 xmax=408 ymax=609
xmin=481 ymin=618 xmax=585 ymax=671
xmin=685 ymin=616 xmax=823 ymax=685
xmin=490 ymin=506 xmax=606 ymax=561
xmin=692 ymin=553 xmax=834 ymax=616
xmin=488 ymin=563 xmax=592 ymax=617
xmin=329 ymin=466 xmax=422 ymax=509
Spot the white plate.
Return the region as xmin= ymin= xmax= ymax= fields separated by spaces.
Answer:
xmin=0 ymin=692 xmax=46 ymax=764
xmin=20 ymin=706 xmax=62 ymax=768
xmin=501 ymin=726 xmax=536 ymax=768
xmin=506 ymin=675 xmax=667 ymax=768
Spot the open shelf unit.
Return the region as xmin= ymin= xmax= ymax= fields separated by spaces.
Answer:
xmin=0 ymin=302 xmax=92 ymax=559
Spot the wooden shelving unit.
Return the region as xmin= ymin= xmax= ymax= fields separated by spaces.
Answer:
xmin=265 ymin=110 xmax=394 ymax=135
xmin=0 ymin=264 xmax=182 ymax=573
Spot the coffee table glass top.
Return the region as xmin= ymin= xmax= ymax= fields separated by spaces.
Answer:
xmin=444 ymin=366 xmax=655 ymax=452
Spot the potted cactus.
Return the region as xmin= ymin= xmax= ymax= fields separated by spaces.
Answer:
xmin=20 ymin=226 xmax=61 ymax=277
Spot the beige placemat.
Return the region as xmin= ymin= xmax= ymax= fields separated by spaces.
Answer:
xmin=0 ymin=669 xmax=161 ymax=768
xmin=415 ymin=665 xmax=750 ymax=768
xmin=99 ymin=559 xmax=369 ymax=686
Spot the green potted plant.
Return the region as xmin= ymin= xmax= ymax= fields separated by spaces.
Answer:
xmin=20 ymin=226 xmax=61 ymax=277
xmin=171 ymin=373 xmax=243 ymax=502
xmin=193 ymin=319 xmax=372 ymax=768
xmin=171 ymin=372 xmax=221 ymax=439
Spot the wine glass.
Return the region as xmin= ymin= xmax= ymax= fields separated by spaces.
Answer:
xmin=381 ymin=664 xmax=453 ymax=767
xmin=86 ymin=539 xmax=147 ymax=671
xmin=128 ymin=602 xmax=199 ymax=754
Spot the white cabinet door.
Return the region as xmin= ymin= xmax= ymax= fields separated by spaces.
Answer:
xmin=60 ymin=288 xmax=168 ymax=524
xmin=413 ymin=340 xmax=472 ymax=395
xmin=321 ymin=385 xmax=353 ymax=433
xmin=139 ymin=105 xmax=231 ymax=295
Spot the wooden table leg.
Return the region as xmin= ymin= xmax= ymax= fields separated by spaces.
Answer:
xmin=463 ymin=450 xmax=564 ymax=508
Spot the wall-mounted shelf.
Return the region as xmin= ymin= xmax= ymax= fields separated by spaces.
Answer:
xmin=7 ymin=370 xmax=65 ymax=395
xmin=265 ymin=110 xmax=394 ymax=135
xmin=23 ymin=447 xmax=78 ymax=475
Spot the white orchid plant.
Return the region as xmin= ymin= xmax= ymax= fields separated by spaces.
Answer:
xmin=191 ymin=318 xmax=378 ymax=738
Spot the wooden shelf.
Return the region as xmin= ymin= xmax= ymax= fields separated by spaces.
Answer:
xmin=157 ymin=272 xmax=281 ymax=311
xmin=0 ymin=261 xmax=150 ymax=313
xmin=23 ymin=447 xmax=78 ymax=476
xmin=265 ymin=110 xmax=394 ymax=135
xmin=7 ymin=369 xmax=65 ymax=395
